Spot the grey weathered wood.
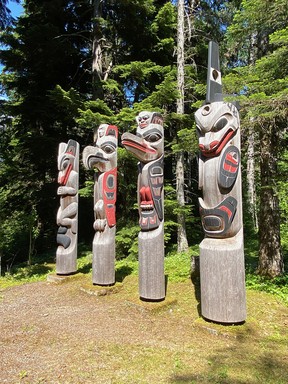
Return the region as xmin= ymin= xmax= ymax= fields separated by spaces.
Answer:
xmin=92 ymin=227 xmax=116 ymax=285
xmin=195 ymin=42 xmax=246 ymax=323
xmin=56 ymin=140 xmax=79 ymax=275
xmin=56 ymin=248 xmax=77 ymax=275
xmin=122 ymin=111 xmax=165 ymax=301
xmin=82 ymin=124 xmax=118 ymax=286
xmin=138 ymin=222 xmax=165 ymax=300
xmin=200 ymin=230 xmax=246 ymax=323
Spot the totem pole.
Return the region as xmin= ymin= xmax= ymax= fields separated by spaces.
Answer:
xmin=83 ymin=124 xmax=118 ymax=285
xmin=194 ymin=42 xmax=246 ymax=323
xmin=122 ymin=111 xmax=165 ymax=301
xmin=56 ymin=139 xmax=80 ymax=275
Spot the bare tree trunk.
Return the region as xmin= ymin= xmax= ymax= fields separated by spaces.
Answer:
xmin=246 ymin=123 xmax=258 ymax=229
xmin=176 ymin=152 xmax=188 ymax=252
xmin=177 ymin=0 xmax=185 ymax=116
xmin=246 ymin=33 xmax=258 ymax=230
xmin=258 ymin=122 xmax=284 ymax=277
xmin=176 ymin=0 xmax=188 ymax=252
xmin=92 ymin=0 xmax=104 ymax=100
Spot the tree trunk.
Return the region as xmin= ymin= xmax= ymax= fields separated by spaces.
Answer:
xmin=258 ymin=122 xmax=284 ymax=277
xmin=176 ymin=152 xmax=188 ymax=252
xmin=246 ymin=123 xmax=258 ymax=230
xmin=177 ymin=0 xmax=185 ymax=114
xmin=92 ymin=0 xmax=104 ymax=100
xmin=176 ymin=0 xmax=188 ymax=253
xmin=246 ymin=33 xmax=259 ymax=230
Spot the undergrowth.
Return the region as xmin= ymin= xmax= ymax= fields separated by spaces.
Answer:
xmin=245 ymin=271 xmax=288 ymax=305
xmin=0 ymin=244 xmax=287 ymax=306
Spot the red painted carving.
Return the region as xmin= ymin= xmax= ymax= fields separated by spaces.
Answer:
xmin=103 ymin=167 xmax=117 ymax=227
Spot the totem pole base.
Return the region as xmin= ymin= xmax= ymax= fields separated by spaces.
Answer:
xmin=138 ymin=222 xmax=165 ymax=301
xmin=199 ymin=230 xmax=246 ymax=324
xmin=92 ymin=227 xmax=116 ymax=286
xmin=56 ymin=245 xmax=77 ymax=276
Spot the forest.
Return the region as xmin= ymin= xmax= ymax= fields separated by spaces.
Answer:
xmin=0 ymin=0 xmax=287 ymax=282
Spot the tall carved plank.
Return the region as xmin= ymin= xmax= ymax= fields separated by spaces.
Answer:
xmin=122 ymin=112 xmax=165 ymax=301
xmin=83 ymin=124 xmax=118 ymax=285
xmin=56 ymin=139 xmax=79 ymax=275
xmin=195 ymin=42 xmax=246 ymax=323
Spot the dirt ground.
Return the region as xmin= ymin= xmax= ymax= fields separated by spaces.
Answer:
xmin=1 ymin=274 xmax=288 ymax=384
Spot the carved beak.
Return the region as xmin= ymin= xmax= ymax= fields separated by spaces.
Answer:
xmin=121 ymin=132 xmax=157 ymax=163
xmin=86 ymin=152 xmax=108 ymax=168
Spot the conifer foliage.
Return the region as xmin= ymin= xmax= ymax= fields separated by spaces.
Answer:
xmin=0 ymin=0 xmax=287 ymax=277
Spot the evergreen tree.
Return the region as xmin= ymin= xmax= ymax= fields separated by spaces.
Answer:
xmin=2 ymin=0 xmax=268 ymax=269
xmin=0 ymin=0 xmax=90 ymax=265
xmin=0 ymin=0 xmax=19 ymax=29
xmin=225 ymin=0 xmax=287 ymax=276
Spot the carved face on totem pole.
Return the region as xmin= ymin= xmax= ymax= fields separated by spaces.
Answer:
xmin=83 ymin=124 xmax=118 ymax=232
xmin=57 ymin=140 xmax=78 ymax=187
xmin=122 ymin=111 xmax=164 ymax=231
xmin=56 ymin=139 xmax=79 ymax=254
xmin=122 ymin=111 xmax=164 ymax=163
xmin=83 ymin=124 xmax=118 ymax=173
xmin=195 ymin=102 xmax=239 ymax=159
xmin=195 ymin=102 xmax=241 ymax=189
xmin=194 ymin=40 xmax=242 ymax=240
xmin=195 ymin=102 xmax=241 ymax=238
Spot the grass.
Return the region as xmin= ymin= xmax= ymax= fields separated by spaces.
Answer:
xmin=0 ymin=262 xmax=55 ymax=289
xmin=1 ymin=243 xmax=287 ymax=307
xmin=245 ymin=272 xmax=288 ymax=305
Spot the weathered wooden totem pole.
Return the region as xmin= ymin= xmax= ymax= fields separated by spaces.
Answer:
xmin=122 ymin=111 xmax=165 ymax=301
xmin=56 ymin=139 xmax=80 ymax=275
xmin=83 ymin=124 xmax=118 ymax=285
xmin=194 ymin=42 xmax=246 ymax=323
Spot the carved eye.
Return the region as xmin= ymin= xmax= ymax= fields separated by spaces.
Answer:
xmin=138 ymin=115 xmax=150 ymax=123
xmin=144 ymin=132 xmax=162 ymax=142
xmin=102 ymin=144 xmax=115 ymax=154
xmin=62 ymin=159 xmax=70 ymax=169
xmin=213 ymin=117 xmax=228 ymax=132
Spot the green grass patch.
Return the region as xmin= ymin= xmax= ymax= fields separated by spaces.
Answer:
xmin=165 ymin=245 xmax=199 ymax=282
xmin=1 ymin=243 xmax=287 ymax=307
xmin=0 ymin=262 xmax=55 ymax=289
xmin=246 ymin=272 xmax=288 ymax=305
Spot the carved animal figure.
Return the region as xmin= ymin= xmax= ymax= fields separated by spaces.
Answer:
xmin=56 ymin=139 xmax=79 ymax=275
xmin=195 ymin=42 xmax=246 ymax=323
xmin=83 ymin=124 xmax=118 ymax=285
xmin=122 ymin=111 xmax=165 ymax=301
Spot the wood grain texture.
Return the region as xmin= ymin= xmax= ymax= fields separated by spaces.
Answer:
xmin=200 ymin=230 xmax=246 ymax=323
xmin=56 ymin=249 xmax=78 ymax=275
xmin=56 ymin=140 xmax=79 ymax=275
xmin=138 ymin=222 xmax=165 ymax=301
xmin=92 ymin=226 xmax=116 ymax=285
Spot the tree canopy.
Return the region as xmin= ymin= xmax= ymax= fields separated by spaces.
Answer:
xmin=0 ymin=0 xmax=287 ymax=277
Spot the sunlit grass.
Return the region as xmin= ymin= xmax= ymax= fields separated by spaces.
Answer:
xmin=1 ymin=242 xmax=287 ymax=306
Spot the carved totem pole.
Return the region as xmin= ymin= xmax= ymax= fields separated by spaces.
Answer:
xmin=83 ymin=124 xmax=118 ymax=285
xmin=56 ymin=139 xmax=80 ymax=275
xmin=122 ymin=111 xmax=165 ymax=301
xmin=194 ymin=42 xmax=246 ymax=323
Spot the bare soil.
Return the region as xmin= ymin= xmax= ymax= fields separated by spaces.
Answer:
xmin=0 ymin=274 xmax=288 ymax=384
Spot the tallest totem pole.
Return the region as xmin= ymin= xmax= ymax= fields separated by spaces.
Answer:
xmin=195 ymin=42 xmax=246 ymax=323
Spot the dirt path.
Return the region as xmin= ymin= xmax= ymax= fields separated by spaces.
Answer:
xmin=1 ymin=275 xmax=288 ymax=384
